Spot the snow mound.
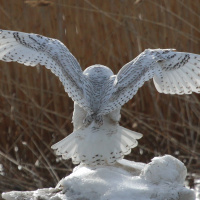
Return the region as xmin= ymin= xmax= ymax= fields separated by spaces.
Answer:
xmin=2 ymin=155 xmax=195 ymax=200
xmin=2 ymin=188 xmax=66 ymax=200
xmin=140 ymin=155 xmax=187 ymax=184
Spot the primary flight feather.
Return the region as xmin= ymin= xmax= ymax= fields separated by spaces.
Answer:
xmin=0 ymin=30 xmax=199 ymax=165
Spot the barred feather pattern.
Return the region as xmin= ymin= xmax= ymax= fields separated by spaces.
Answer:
xmin=0 ymin=29 xmax=200 ymax=166
xmin=99 ymin=49 xmax=200 ymax=115
xmin=0 ymin=29 xmax=92 ymax=114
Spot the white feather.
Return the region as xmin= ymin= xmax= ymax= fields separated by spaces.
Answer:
xmin=0 ymin=29 xmax=91 ymax=112
xmin=52 ymin=107 xmax=142 ymax=166
xmin=0 ymin=30 xmax=199 ymax=166
xmin=169 ymin=71 xmax=184 ymax=94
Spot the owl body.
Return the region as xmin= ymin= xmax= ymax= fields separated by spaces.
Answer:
xmin=63 ymin=65 xmax=142 ymax=165
xmin=0 ymin=30 xmax=200 ymax=166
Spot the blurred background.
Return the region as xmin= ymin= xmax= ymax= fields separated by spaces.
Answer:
xmin=0 ymin=0 xmax=199 ymax=196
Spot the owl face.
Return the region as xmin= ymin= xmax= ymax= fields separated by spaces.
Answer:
xmin=83 ymin=64 xmax=114 ymax=81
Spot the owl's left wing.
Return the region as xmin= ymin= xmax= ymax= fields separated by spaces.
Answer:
xmin=0 ymin=30 xmax=92 ymax=113
xmin=99 ymin=49 xmax=200 ymax=115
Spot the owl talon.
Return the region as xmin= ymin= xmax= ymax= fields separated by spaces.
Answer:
xmin=95 ymin=115 xmax=103 ymax=126
xmin=83 ymin=114 xmax=103 ymax=127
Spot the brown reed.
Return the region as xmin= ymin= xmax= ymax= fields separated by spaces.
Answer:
xmin=0 ymin=0 xmax=199 ymax=195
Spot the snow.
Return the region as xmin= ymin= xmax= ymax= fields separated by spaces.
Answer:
xmin=2 ymin=155 xmax=195 ymax=200
xmin=2 ymin=188 xmax=66 ymax=200
xmin=195 ymin=178 xmax=200 ymax=200
xmin=140 ymin=155 xmax=187 ymax=184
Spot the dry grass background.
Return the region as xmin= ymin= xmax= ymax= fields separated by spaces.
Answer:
xmin=0 ymin=0 xmax=200 ymax=195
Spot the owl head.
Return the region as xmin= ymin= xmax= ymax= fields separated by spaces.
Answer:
xmin=83 ymin=64 xmax=114 ymax=81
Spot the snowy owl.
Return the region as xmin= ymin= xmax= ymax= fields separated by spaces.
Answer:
xmin=0 ymin=30 xmax=200 ymax=166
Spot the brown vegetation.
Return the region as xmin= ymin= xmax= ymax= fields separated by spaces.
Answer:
xmin=0 ymin=0 xmax=199 ymax=194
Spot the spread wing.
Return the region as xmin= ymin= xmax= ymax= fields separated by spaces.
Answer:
xmin=99 ymin=49 xmax=200 ymax=115
xmin=0 ymin=29 xmax=92 ymax=113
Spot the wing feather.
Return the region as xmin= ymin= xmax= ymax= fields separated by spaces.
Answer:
xmin=169 ymin=72 xmax=184 ymax=94
xmin=99 ymin=49 xmax=200 ymax=115
xmin=0 ymin=29 xmax=92 ymax=113
xmin=165 ymin=72 xmax=176 ymax=94
xmin=179 ymin=68 xmax=197 ymax=92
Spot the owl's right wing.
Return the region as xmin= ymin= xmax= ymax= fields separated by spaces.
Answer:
xmin=99 ymin=49 xmax=200 ymax=115
xmin=0 ymin=30 xmax=92 ymax=113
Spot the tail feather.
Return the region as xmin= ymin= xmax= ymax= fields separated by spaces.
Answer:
xmin=121 ymin=126 xmax=142 ymax=139
xmin=51 ymin=124 xmax=142 ymax=166
xmin=51 ymin=133 xmax=74 ymax=151
xmin=62 ymin=145 xmax=77 ymax=160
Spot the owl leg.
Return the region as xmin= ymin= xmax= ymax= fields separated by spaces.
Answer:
xmin=94 ymin=115 xmax=103 ymax=126
xmin=83 ymin=114 xmax=93 ymax=127
xmin=83 ymin=114 xmax=103 ymax=127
